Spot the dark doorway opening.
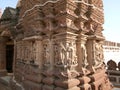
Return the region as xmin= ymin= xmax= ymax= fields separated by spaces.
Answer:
xmin=6 ymin=45 xmax=14 ymax=73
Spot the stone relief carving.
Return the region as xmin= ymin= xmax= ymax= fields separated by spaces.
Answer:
xmin=94 ymin=41 xmax=104 ymax=67
xmin=54 ymin=41 xmax=78 ymax=69
xmin=81 ymin=44 xmax=88 ymax=68
xmin=31 ymin=41 xmax=37 ymax=62
xmin=43 ymin=40 xmax=50 ymax=65
xmin=54 ymin=43 xmax=60 ymax=65
xmin=16 ymin=41 xmax=38 ymax=63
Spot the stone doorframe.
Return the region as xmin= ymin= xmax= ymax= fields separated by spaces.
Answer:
xmin=0 ymin=36 xmax=14 ymax=76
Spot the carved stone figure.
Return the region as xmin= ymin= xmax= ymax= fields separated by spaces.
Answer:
xmin=43 ymin=41 xmax=50 ymax=65
xmin=81 ymin=44 xmax=88 ymax=68
xmin=94 ymin=41 xmax=104 ymax=67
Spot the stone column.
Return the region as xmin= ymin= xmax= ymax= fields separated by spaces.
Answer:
xmin=86 ymin=35 xmax=105 ymax=71
xmin=52 ymin=32 xmax=80 ymax=90
xmin=0 ymin=37 xmax=7 ymax=76
xmin=86 ymin=36 xmax=95 ymax=73
xmin=42 ymin=37 xmax=55 ymax=90
xmin=77 ymin=33 xmax=88 ymax=73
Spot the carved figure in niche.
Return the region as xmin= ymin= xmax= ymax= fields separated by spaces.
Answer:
xmin=67 ymin=43 xmax=75 ymax=65
xmin=54 ymin=43 xmax=63 ymax=66
xmin=31 ymin=41 xmax=36 ymax=62
xmin=60 ymin=43 xmax=66 ymax=65
xmin=58 ymin=42 xmax=77 ymax=68
xmin=81 ymin=44 xmax=88 ymax=68
xmin=43 ymin=43 xmax=50 ymax=65
xmin=94 ymin=41 xmax=104 ymax=67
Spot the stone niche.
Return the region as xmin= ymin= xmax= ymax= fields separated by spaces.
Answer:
xmin=10 ymin=0 xmax=112 ymax=90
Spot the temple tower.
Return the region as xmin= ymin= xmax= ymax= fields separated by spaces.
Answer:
xmin=10 ymin=0 xmax=112 ymax=90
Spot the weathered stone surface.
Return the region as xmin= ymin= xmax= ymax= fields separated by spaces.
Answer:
xmin=0 ymin=0 xmax=113 ymax=90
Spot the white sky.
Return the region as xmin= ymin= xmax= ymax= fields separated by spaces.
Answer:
xmin=103 ymin=0 xmax=120 ymax=42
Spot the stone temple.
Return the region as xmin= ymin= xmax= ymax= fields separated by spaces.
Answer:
xmin=0 ymin=0 xmax=113 ymax=90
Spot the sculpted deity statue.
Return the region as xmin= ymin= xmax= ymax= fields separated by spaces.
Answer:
xmin=43 ymin=42 xmax=50 ymax=65
xmin=81 ymin=44 xmax=88 ymax=68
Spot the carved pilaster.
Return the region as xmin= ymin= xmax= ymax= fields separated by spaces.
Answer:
xmin=76 ymin=33 xmax=89 ymax=74
xmin=53 ymin=32 xmax=80 ymax=90
xmin=42 ymin=36 xmax=55 ymax=90
xmin=86 ymin=35 xmax=105 ymax=72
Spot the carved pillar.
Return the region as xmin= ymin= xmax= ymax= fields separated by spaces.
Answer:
xmin=35 ymin=40 xmax=44 ymax=68
xmin=52 ymin=32 xmax=80 ymax=90
xmin=86 ymin=36 xmax=95 ymax=72
xmin=42 ymin=37 xmax=55 ymax=90
xmin=77 ymin=33 xmax=88 ymax=73
xmin=0 ymin=37 xmax=7 ymax=76
xmin=86 ymin=36 xmax=104 ymax=72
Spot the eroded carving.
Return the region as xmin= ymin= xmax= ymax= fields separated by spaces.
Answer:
xmin=54 ymin=41 xmax=78 ymax=69
xmin=94 ymin=41 xmax=104 ymax=67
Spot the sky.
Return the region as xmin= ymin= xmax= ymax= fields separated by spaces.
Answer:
xmin=0 ymin=0 xmax=18 ymax=11
xmin=103 ymin=0 xmax=120 ymax=42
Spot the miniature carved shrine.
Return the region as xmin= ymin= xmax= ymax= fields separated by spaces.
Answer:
xmin=0 ymin=0 xmax=112 ymax=90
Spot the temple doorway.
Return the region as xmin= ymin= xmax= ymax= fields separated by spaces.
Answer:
xmin=6 ymin=43 xmax=14 ymax=73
